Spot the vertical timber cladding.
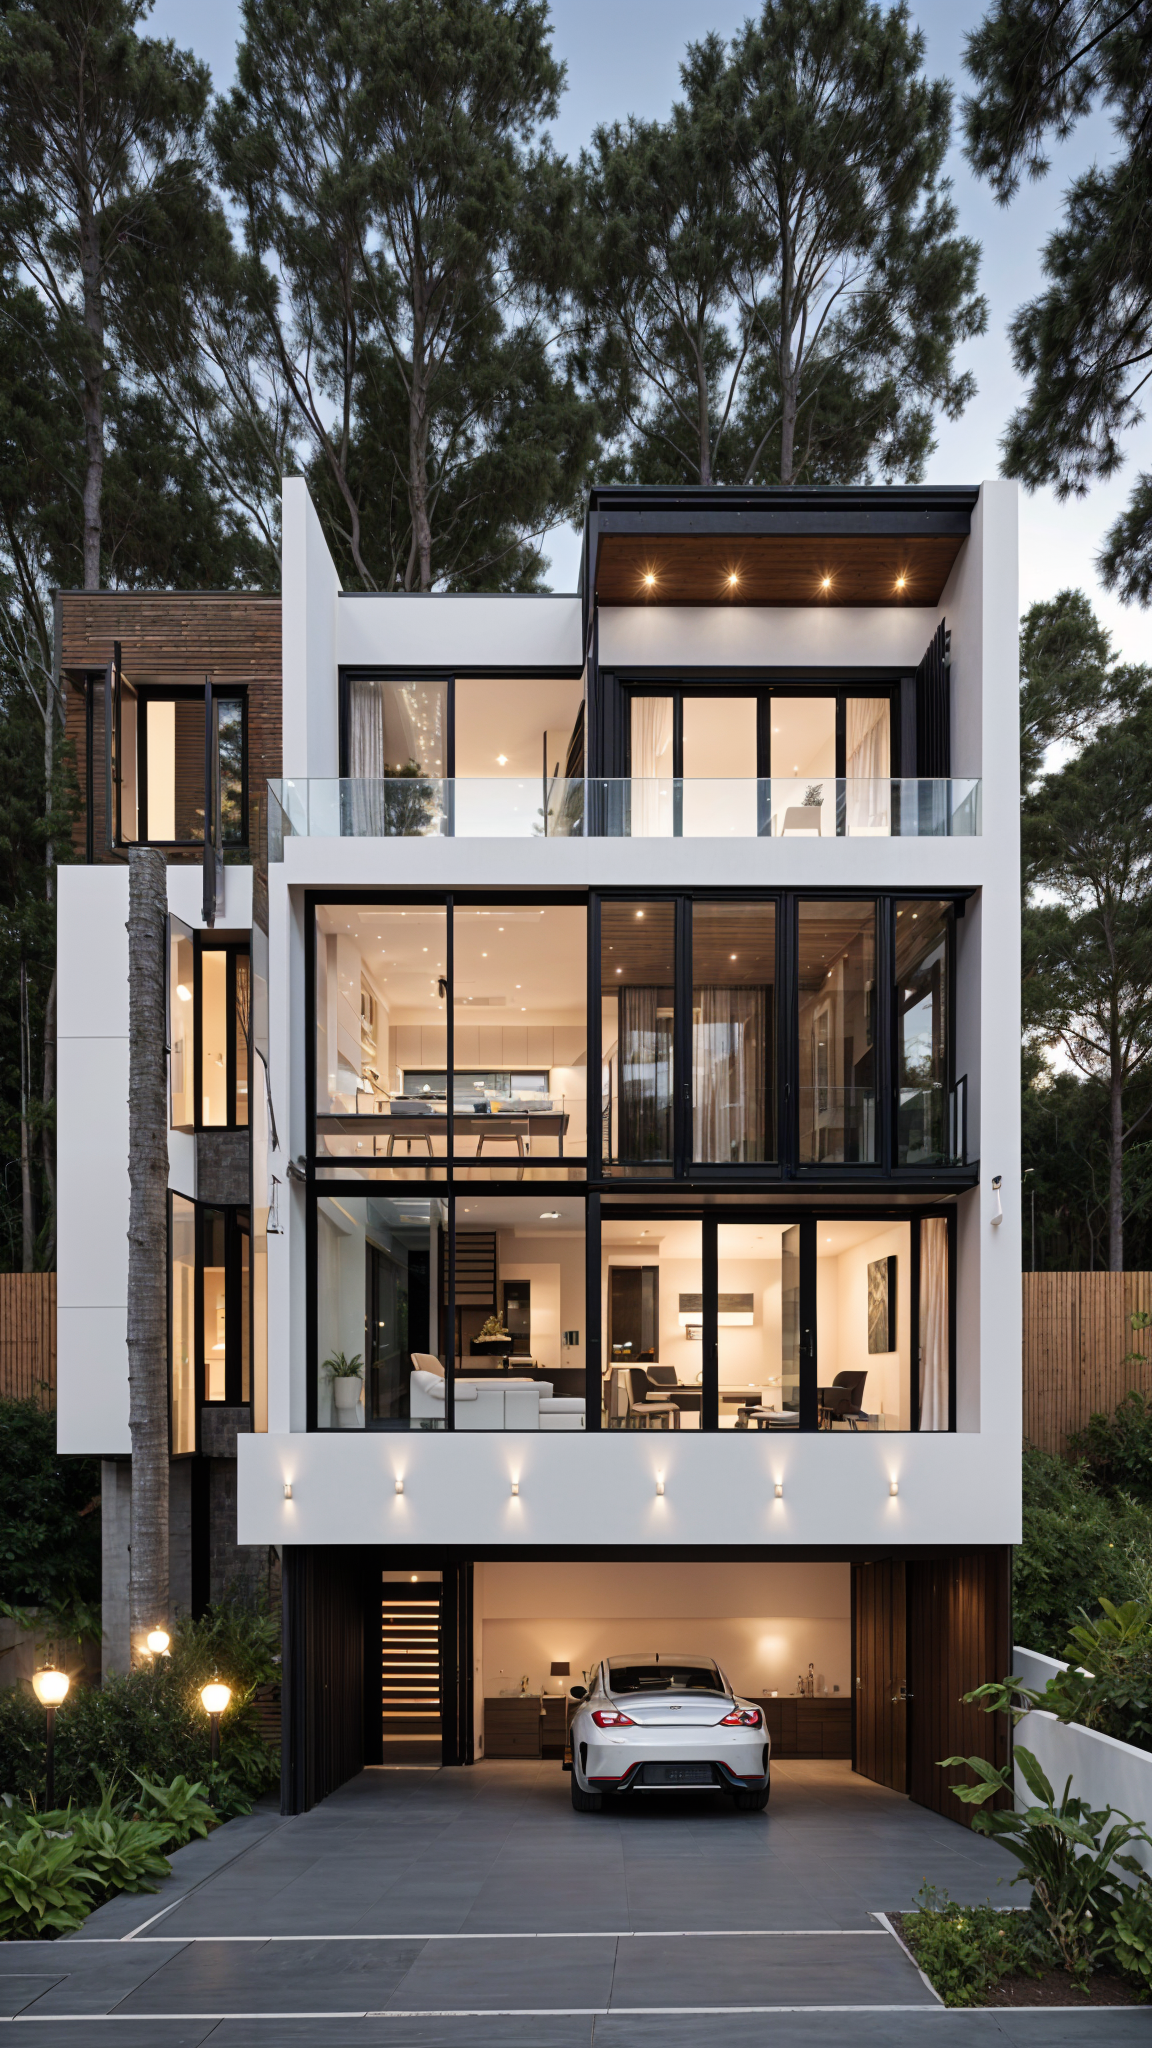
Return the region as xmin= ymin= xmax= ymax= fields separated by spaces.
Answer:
xmin=57 ymin=592 xmax=282 ymax=864
xmin=852 ymin=1560 xmax=908 ymax=1794
xmin=907 ymin=1550 xmax=1012 ymax=1824
xmin=281 ymin=1547 xmax=368 ymax=1816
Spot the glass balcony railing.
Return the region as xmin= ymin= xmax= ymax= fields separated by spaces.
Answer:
xmin=267 ymin=776 xmax=981 ymax=852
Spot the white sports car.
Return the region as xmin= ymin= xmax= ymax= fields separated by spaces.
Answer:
xmin=567 ymin=1651 xmax=771 ymax=1812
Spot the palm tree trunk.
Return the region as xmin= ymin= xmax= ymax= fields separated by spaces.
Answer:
xmin=127 ymin=847 xmax=169 ymax=1650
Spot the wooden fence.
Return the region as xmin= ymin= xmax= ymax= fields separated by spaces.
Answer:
xmin=0 ymin=1274 xmax=56 ymax=1407
xmin=1023 ymin=1271 xmax=1152 ymax=1454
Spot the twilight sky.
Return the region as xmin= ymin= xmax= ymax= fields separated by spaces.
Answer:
xmin=148 ymin=0 xmax=1150 ymax=659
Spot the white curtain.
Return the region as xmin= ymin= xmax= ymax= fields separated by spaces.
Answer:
xmin=630 ymin=696 xmax=674 ymax=836
xmin=693 ymin=986 xmax=769 ymax=1162
xmin=349 ymin=679 xmax=385 ymax=834
xmin=919 ymin=1216 xmax=949 ymax=1429
xmin=845 ymin=697 xmax=891 ymax=835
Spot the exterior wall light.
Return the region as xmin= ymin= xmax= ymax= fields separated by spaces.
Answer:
xmin=511 ymin=1479 xmax=519 ymax=1496
xmin=283 ymin=1482 xmax=293 ymax=1500
xmin=394 ymin=1477 xmax=404 ymax=1495
xmin=146 ymin=1628 xmax=171 ymax=1656
xmin=655 ymin=1476 xmax=665 ymax=1496
xmin=32 ymin=1666 xmax=69 ymax=1807
xmin=774 ymin=1481 xmax=784 ymax=1499
xmin=889 ymin=1479 xmax=899 ymax=1498
xmin=991 ymin=1174 xmax=1004 ymax=1225
xmin=200 ymin=1680 xmax=232 ymax=1762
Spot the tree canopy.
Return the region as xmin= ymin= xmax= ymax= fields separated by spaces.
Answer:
xmin=963 ymin=0 xmax=1152 ymax=602
xmin=579 ymin=0 xmax=985 ymax=486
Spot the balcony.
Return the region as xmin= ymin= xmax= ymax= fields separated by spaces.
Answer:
xmin=267 ymin=776 xmax=981 ymax=851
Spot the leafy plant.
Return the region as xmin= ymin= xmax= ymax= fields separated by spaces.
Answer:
xmin=0 ymin=1818 xmax=97 ymax=1939
xmin=901 ymin=1884 xmax=1052 ymax=2007
xmin=130 ymin=1772 xmax=216 ymax=1848
xmin=477 ymin=1316 xmax=509 ymax=1340
xmin=1069 ymin=1388 xmax=1152 ymax=1505
xmin=1014 ymin=1445 xmax=1152 ymax=1657
xmin=321 ymin=1351 xmax=363 ymax=1379
xmin=63 ymin=1784 xmax=170 ymax=1898
xmin=968 ymin=1598 xmax=1152 ymax=1754
xmin=941 ymin=1745 xmax=1152 ymax=1983
xmin=1106 ymin=1881 xmax=1152 ymax=1995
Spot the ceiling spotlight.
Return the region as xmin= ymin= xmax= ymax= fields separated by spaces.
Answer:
xmin=643 ymin=571 xmax=656 ymax=588
xmin=727 ymin=571 xmax=739 ymax=587
xmin=497 ymin=754 xmax=508 ymax=765
xmin=895 ymin=574 xmax=906 ymax=592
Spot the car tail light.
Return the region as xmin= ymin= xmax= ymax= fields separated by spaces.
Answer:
xmin=720 ymin=1707 xmax=762 ymax=1726
xmin=591 ymin=1709 xmax=636 ymax=1727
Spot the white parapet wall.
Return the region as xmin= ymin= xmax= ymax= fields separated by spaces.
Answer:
xmin=1013 ymin=1646 xmax=1152 ymax=1879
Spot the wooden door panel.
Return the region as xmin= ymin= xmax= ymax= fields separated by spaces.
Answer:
xmin=852 ymin=1560 xmax=908 ymax=1793
xmin=907 ymin=1551 xmax=1011 ymax=1823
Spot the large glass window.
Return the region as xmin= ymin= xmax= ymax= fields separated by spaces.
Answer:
xmin=170 ymin=1195 xmax=196 ymax=1454
xmin=603 ymin=1216 xmax=702 ymax=1428
xmin=315 ymin=903 xmax=449 ymax=1177
xmin=896 ymin=902 xmax=952 ymax=1166
xmin=716 ymin=1222 xmax=795 ymax=1429
xmin=448 ymin=1196 xmax=586 ymax=1430
xmin=601 ymin=902 xmax=675 ymax=1175
xmin=199 ymin=942 xmax=249 ymax=1130
xmin=798 ymin=902 xmax=877 ymax=1165
xmin=681 ymin=697 xmax=758 ymax=837
xmin=313 ymin=900 xmax=587 ymax=1180
xmin=347 ymin=678 xmax=447 ymax=779
xmin=452 ymin=905 xmax=587 ymax=1175
xmin=169 ymin=925 xmax=195 ymax=1130
xmin=815 ymin=1220 xmax=912 ymax=1431
xmin=692 ymin=902 xmax=775 ymax=1163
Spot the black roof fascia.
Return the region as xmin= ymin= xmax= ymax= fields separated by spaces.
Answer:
xmin=587 ymin=483 xmax=978 ymax=540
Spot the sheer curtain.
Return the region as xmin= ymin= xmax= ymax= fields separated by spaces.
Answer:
xmin=918 ymin=1216 xmax=949 ymax=1429
xmin=693 ymin=986 xmax=769 ymax=1161
xmin=845 ymin=697 xmax=891 ymax=835
xmin=630 ymin=696 xmax=674 ymax=836
xmin=349 ymin=679 xmax=385 ymax=834
xmin=618 ymin=987 xmax=673 ymax=1160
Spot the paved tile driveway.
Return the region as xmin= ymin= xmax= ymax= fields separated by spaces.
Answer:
xmin=0 ymin=1762 xmax=1142 ymax=2046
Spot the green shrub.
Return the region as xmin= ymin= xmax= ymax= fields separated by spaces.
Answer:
xmin=902 ymin=1886 xmax=1052 ymax=2007
xmin=943 ymin=1744 xmax=1152 ymax=1984
xmin=0 ymin=1600 xmax=279 ymax=1810
xmin=0 ymin=1817 xmax=98 ymax=1939
xmin=1015 ymin=1447 xmax=1152 ymax=1655
xmin=0 ymin=1399 xmax=100 ymax=1611
xmin=1107 ymin=1881 xmax=1152 ymax=1994
xmin=130 ymin=1772 xmax=216 ymax=1848
xmin=1069 ymin=1390 xmax=1152 ymax=1503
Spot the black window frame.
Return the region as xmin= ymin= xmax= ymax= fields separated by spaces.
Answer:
xmin=120 ymin=682 xmax=248 ymax=851
xmin=168 ymin=1190 xmax=253 ymax=1454
xmin=194 ymin=934 xmax=251 ymax=1133
xmin=303 ymin=1186 xmax=956 ymax=1435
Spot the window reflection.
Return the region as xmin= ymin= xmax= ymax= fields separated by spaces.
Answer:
xmin=692 ymin=902 xmax=775 ymax=1162
xmin=896 ymin=903 xmax=951 ymax=1166
xmin=798 ymin=902 xmax=877 ymax=1164
xmin=601 ymin=903 xmax=675 ymax=1174
xmin=201 ymin=1209 xmax=228 ymax=1403
xmin=201 ymin=952 xmax=229 ymax=1127
xmin=170 ymin=929 xmax=194 ymax=1130
xmin=171 ymin=1195 xmax=195 ymax=1453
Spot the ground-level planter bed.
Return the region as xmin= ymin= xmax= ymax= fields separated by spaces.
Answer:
xmin=890 ymin=1906 xmax=1147 ymax=2008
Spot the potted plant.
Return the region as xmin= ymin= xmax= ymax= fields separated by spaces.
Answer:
xmin=323 ymin=1351 xmax=364 ymax=1414
xmin=471 ymin=1315 xmax=513 ymax=1357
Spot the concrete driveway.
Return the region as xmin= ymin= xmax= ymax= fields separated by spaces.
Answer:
xmin=0 ymin=1761 xmax=1142 ymax=2046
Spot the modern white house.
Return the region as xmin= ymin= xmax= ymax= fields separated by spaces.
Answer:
xmin=56 ymin=476 xmax=1021 ymax=1817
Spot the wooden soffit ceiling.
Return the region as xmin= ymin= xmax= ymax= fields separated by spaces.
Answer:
xmin=595 ymin=532 xmax=965 ymax=608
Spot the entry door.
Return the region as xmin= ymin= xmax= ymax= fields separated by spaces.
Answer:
xmin=852 ymin=1561 xmax=908 ymax=1792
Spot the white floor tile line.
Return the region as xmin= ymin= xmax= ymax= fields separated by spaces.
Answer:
xmin=872 ymin=1910 xmax=945 ymax=2005
xmin=1 ymin=2006 xmax=947 ymax=2021
xmin=69 ymin=1927 xmax=893 ymax=1943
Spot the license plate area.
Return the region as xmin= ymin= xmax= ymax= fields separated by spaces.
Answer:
xmin=640 ymin=1762 xmax=715 ymax=1787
